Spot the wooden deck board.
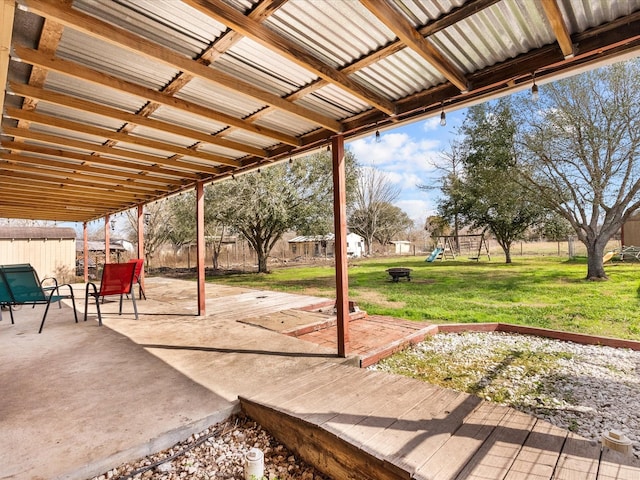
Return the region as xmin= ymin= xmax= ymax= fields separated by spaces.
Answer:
xmin=546 ymin=432 xmax=600 ymax=480
xmin=414 ymin=401 xmax=510 ymax=480
xmin=598 ymin=448 xmax=640 ymax=480
xmin=451 ymin=409 xmax=537 ymax=479
xmin=503 ymin=419 xmax=567 ymax=479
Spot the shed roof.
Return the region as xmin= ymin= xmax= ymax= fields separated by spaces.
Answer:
xmin=0 ymin=226 xmax=76 ymax=239
xmin=1 ymin=0 xmax=639 ymax=223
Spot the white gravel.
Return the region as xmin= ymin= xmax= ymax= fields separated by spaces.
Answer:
xmin=89 ymin=414 xmax=330 ymax=480
xmin=371 ymin=331 xmax=640 ymax=458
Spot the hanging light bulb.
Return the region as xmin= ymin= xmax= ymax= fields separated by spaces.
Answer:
xmin=531 ymin=82 xmax=539 ymax=102
xmin=531 ymin=72 xmax=539 ymax=102
xmin=440 ymin=104 xmax=446 ymax=127
xmin=375 ymin=122 xmax=381 ymax=143
xmin=289 ymin=157 xmax=293 ymax=164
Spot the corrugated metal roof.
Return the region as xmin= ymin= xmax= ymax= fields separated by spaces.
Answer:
xmin=57 ymin=28 xmax=178 ymax=91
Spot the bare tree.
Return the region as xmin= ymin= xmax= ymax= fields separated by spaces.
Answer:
xmin=348 ymin=167 xmax=401 ymax=255
xmin=518 ymin=59 xmax=640 ymax=279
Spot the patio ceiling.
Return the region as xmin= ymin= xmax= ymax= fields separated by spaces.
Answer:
xmin=1 ymin=0 xmax=639 ymax=223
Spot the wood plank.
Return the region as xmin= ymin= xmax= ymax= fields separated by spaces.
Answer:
xmin=414 ymin=401 xmax=509 ymax=480
xmin=597 ymin=448 xmax=640 ymax=480
xmin=546 ymin=431 xmax=600 ymax=480
xmin=320 ymin=374 xmax=424 ymax=436
xmin=377 ymin=390 xmax=480 ymax=473
xmin=453 ymin=409 xmax=537 ymax=479
xmin=503 ymin=420 xmax=567 ymax=479
xmin=336 ymin=378 xmax=443 ymax=448
xmin=241 ymin=398 xmax=411 ymax=480
xmin=244 ymin=362 xmax=347 ymax=406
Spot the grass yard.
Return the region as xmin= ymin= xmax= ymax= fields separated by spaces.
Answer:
xmin=208 ymin=255 xmax=640 ymax=341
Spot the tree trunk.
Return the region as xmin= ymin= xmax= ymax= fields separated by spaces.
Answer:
xmin=504 ymin=245 xmax=512 ymax=264
xmin=257 ymin=251 xmax=268 ymax=273
xmin=585 ymin=240 xmax=608 ymax=280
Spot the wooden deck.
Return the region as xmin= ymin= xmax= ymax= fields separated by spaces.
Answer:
xmin=240 ymin=362 xmax=640 ymax=480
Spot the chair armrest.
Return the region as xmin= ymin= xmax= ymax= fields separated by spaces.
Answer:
xmin=85 ymin=282 xmax=99 ymax=298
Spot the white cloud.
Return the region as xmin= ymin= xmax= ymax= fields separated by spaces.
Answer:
xmin=395 ymin=199 xmax=435 ymax=225
xmin=423 ymin=117 xmax=441 ymax=131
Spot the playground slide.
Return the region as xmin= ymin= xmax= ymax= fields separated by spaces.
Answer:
xmin=426 ymin=247 xmax=443 ymax=262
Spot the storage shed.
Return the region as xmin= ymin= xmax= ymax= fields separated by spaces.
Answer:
xmin=0 ymin=226 xmax=76 ymax=279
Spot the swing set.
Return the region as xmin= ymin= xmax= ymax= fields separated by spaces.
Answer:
xmin=427 ymin=233 xmax=491 ymax=262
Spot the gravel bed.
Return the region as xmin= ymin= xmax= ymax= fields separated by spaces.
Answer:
xmin=371 ymin=331 xmax=640 ymax=458
xmin=89 ymin=414 xmax=330 ymax=480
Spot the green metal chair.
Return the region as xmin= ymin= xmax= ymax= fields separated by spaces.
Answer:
xmin=0 ymin=263 xmax=78 ymax=333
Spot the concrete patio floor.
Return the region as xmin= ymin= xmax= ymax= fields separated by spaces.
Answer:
xmin=0 ymin=277 xmax=345 ymax=480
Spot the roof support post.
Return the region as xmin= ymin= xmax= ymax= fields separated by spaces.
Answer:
xmin=137 ymin=204 xmax=145 ymax=293
xmin=332 ymin=134 xmax=350 ymax=357
xmin=83 ymin=221 xmax=88 ymax=282
xmin=196 ymin=181 xmax=206 ymax=316
xmin=104 ymin=214 xmax=110 ymax=264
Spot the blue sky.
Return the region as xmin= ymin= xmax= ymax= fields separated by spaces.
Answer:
xmin=347 ymin=108 xmax=466 ymax=227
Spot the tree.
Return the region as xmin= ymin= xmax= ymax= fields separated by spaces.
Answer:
xmin=446 ymin=99 xmax=544 ymax=263
xmin=419 ymin=141 xmax=467 ymax=250
xmin=372 ymin=203 xmax=414 ymax=247
xmin=218 ymin=151 xmax=357 ymax=273
xmin=125 ymin=201 xmax=173 ymax=268
xmin=424 ymin=215 xmax=451 ymax=247
xmin=348 ymin=167 xmax=401 ymax=255
xmin=518 ymin=60 xmax=640 ymax=279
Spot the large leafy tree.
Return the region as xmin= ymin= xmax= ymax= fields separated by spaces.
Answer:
xmin=445 ymin=99 xmax=544 ymax=263
xmin=518 ymin=59 xmax=640 ymax=279
xmin=218 ymin=151 xmax=357 ymax=273
xmin=348 ymin=167 xmax=402 ymax=255
xmin=372 ymin=203 xmax=414 ymax=247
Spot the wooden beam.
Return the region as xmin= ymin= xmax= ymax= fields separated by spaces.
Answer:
xmin=10 ymin=82 xmax=267 ymax=158
xmin=21 ymin=0 xmax=343 ymax=132
xmin=332 ymin=135 xmax=349 ymax=357
xmin=0 ymin=170 xmax=151 ymax=201
xmin=184 ymin=0 xmax=397 ymax=116
xmin=5 ymin=107 xmax=235 ymax=171
xmin=137 ymin=204 xmax=145 ymax=294
xmin=13 ymin=46 xmax=300 ymax=147
xmin=540 ymin=0 xmax=575 ymax=59
xmin=17 ymin=16 xmax=64 ymax=132
xmin=1 ymin=137 xmax=202 ymax=181
xmin=196 ymin=181 xmax=206 ymax=316
xmin=1 ymin=143 xmax=189 ymax=186
xmin=0 ymin=0 xmax=15 ymax=121
xmin=0 ymin=156 xmax=164 ymax=193
xmin=360 ymin=0 xmax=470 ymax=92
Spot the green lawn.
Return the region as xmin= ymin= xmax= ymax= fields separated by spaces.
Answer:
xmin=208 ymin=256 xmax=640 ymax=341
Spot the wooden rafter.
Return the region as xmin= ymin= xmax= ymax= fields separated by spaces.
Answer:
xmin=0 ymin=0 xmax=15 ymax=120
xmin=21 ymin=0 xmax=343 ymax=132
xmin=10 ymin=83 xmax=266 ymax=158
xmin=5 ymin=108 xmax=232 ymax=173
xmin=1 ymin=142 xmax=191 ymax=184
xmin=541 ymin=0 xmax=575 ymax=59
xmin=1 ymin=139 xmax=202 ymax=181
xmin=360 ymin=0 xmax=470 ymax=92
xmin=184 ymin=0 xmax=397 ymax=116
xmin=13 ymin=47 xmax=300 ymax=147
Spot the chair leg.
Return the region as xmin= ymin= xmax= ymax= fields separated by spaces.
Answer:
xmin=139 ymin=283 xmax=146 ymax=300
xmin=131 ymin=290 xmax=138 ymax=320
xmin=38 ymin=298 xmax=54 ymax=334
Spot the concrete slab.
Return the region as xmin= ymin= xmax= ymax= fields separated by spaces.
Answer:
xmin=0 ymin=278 xmax=342 ymax=480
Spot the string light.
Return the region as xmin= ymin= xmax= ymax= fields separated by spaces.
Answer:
xmin=375 ymin=122 xmax=380 ymax=143
xmin=440 ymin=102 xmax=446 ymax=127
xmin=531 ymin=72 xmax=539 ymax=102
